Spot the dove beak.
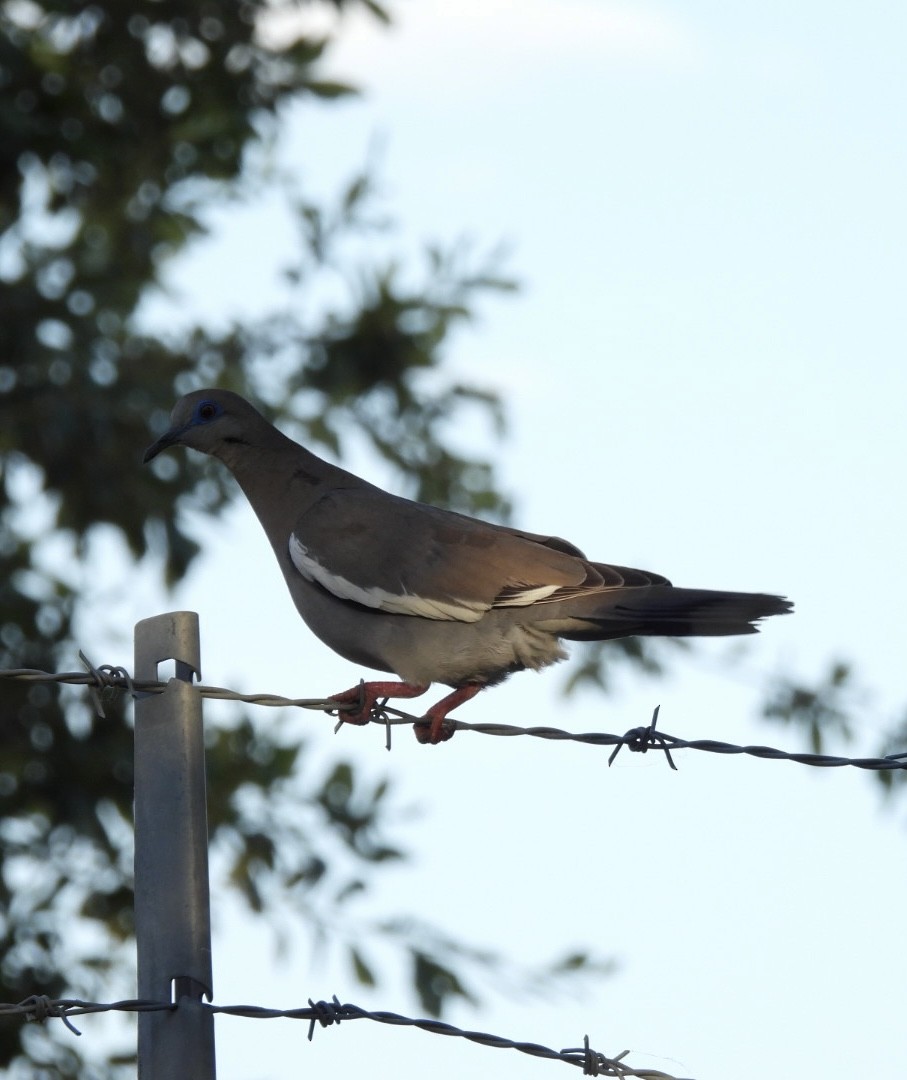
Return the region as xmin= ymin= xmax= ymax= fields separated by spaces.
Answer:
xmin=143 ymin=426 xmax=184 ymax=463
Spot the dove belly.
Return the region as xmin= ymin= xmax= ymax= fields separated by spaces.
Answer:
xmin=285 ymin=573 xmax=567 ymax=688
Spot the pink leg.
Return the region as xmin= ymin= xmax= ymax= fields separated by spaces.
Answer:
xmin=330 ymin=681 xmax=429 ymax=726
xmin=415 ymin=683 xmax=484 ymax=745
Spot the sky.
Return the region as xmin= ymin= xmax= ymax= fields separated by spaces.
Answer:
xmin=120 ymin=2 xmax=907 ymax=1078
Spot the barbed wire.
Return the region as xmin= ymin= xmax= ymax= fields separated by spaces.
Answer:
xmin=1 ymin=994 xmax=692 ymax=1079
xmin=1 ymin=660 xmax=905 ymax=772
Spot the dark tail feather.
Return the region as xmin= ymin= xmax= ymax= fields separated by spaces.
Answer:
xmin=554 ymin=587 xmax=793 ymax=641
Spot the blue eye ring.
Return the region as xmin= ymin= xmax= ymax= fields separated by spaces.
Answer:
xmin=194 ymin=400 xmax=222 ymax=424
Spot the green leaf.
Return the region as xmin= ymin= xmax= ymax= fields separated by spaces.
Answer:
xmin=412 ymin=950 xmax=476 ymax=1017
xmin=305 ymin=79 xmax=358 ymax=99
xmin=349 ymin=945 xmax=377 ymax=987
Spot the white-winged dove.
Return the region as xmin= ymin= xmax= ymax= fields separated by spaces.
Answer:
xmin=145 ymin=389 xmax=792 ymax=743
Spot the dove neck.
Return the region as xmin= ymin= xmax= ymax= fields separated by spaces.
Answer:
xmin=218 ymin=433 xmax=337 ymax=542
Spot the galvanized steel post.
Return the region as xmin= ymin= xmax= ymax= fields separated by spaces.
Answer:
xmin=134 ymin=611 xmax=215 ymax=1078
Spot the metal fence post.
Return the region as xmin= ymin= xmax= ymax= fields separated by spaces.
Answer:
xmin=134 ymin=611 xmax=215 ymax=1079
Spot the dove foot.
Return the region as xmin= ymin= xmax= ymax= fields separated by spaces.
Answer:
xmin=330 ymin=681 xmax=429 ymax=726
xmin=415 ymin=683 xmax=484 ymax=745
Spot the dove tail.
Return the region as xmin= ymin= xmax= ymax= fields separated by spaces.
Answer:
xmin=556 ymin=587 xmax=793 ymax=641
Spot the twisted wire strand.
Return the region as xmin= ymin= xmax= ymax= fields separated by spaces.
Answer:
xmin=3 ymin=995 xmax=693 ymax=1079
xmin=1 ymin=663 xmax=904 ymax=772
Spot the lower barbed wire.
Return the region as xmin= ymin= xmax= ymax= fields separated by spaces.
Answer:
xmin=2 ymin=994 xmax=694 ymax=1079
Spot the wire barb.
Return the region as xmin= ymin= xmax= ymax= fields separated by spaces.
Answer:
xmin=306 ymin=995 xmax=343 ymax=1041
xmin=560 ymin=1036 xmax=647 ymax=1078
xmin=16 ymin=995 xmax=82 ymax=1036
xmin=78 ymin=651 xmax=137 ymax=718
xmin=331 ymin=680 xmax=368 ymax=735
xmin=607 ymin=705 xmax=678 ymax=770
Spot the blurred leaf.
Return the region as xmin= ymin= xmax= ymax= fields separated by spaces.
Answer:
xmin=761 ymin=660 xmax=857 ymax=753
xmin=349 ymin=945 xmax=377 ymax=987
xmin=335 ymin=879 xmax=367 ymax=904
xmin=547 ymin=949 xmax=617 ymax=980
xmin=562 ymin=637 xmax=687 ymax=696
xmin=875 ymin=708 xmax=907 ymax=795
xmin=306 ymin=79 xmax=357 ymax=99
xmin=412 ymin=950 xmax=477 ymax=1017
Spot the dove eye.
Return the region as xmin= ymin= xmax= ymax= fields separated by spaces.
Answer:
xmin=195 ymin=400 xmax=221 ymax=423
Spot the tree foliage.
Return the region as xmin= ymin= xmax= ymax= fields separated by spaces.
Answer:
xmin=0 ymin=2 xmax=602 ymax=1076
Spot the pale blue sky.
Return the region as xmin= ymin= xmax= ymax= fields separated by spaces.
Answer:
xmin=127 ymin=3 xmax=907 ymax=1078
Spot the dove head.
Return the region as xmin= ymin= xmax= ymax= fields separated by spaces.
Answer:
xmin=143 ymin=388 xmax=269 ymax=464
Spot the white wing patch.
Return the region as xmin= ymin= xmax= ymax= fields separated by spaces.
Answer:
xmin=492 ymin=584 xmax=561 ymax=607
xmin=289 ymin=534 xmax=487 ymax=622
